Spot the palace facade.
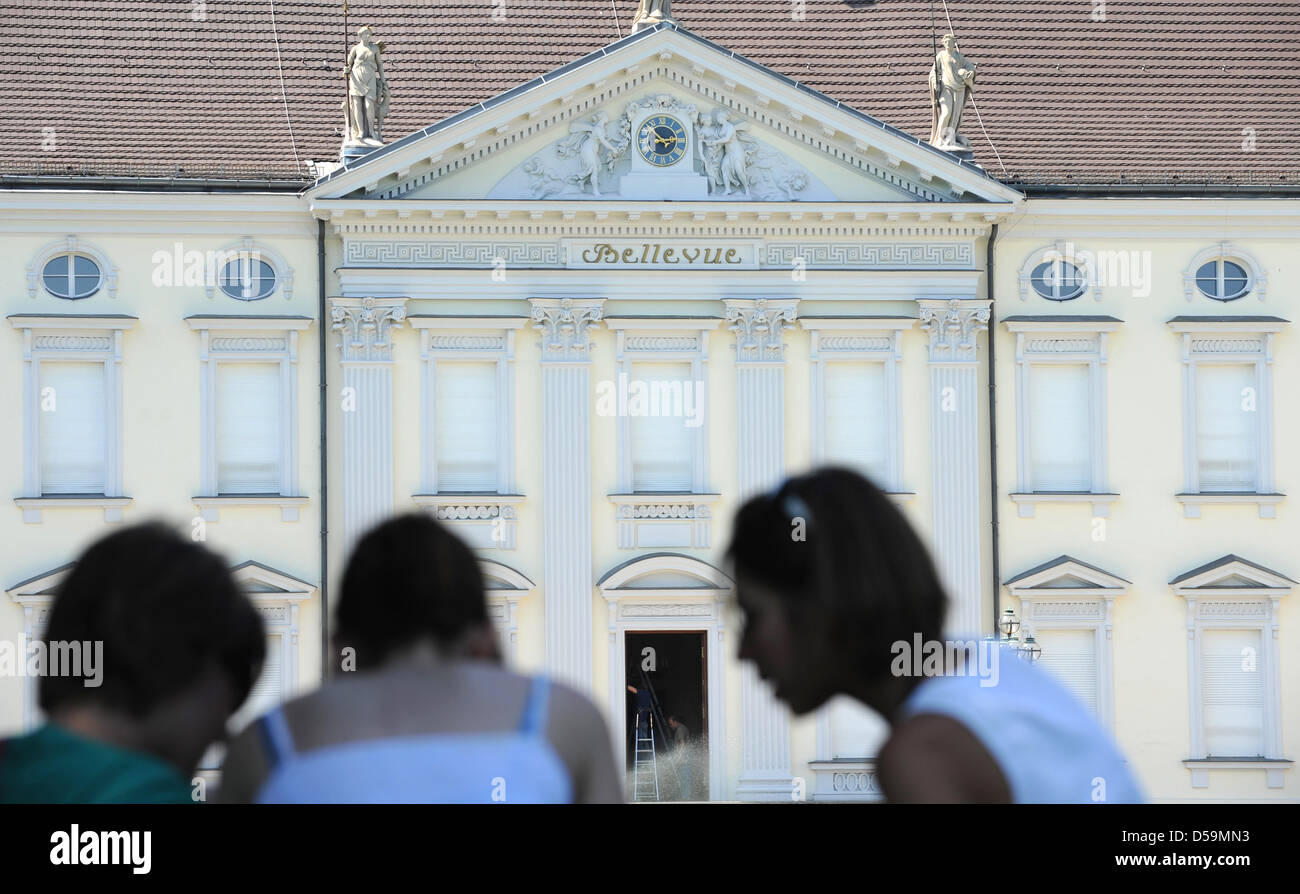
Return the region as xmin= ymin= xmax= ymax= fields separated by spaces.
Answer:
xmin=2 ymin=1 xmax=1297 ymax=802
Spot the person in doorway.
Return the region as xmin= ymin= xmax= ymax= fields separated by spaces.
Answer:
xmin=725 ymin=467 xmax=1144 ymax=804
xmin=220 ymin=514 xmax=623 ymax=803
xmin=667 ymin=713 xmax=694 ymax=799
xmin=0 ymin=524 xmax=265 ymax=804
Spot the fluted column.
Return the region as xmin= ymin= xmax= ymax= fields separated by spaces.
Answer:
xmin=726 ymin=297 xmax=798 ymax=801
xmin=330 ymin=297 xmax=407 ymax=555
xmin=531 ymin=298 xmax=605 ymax=692
xmin=918 ymin=298 xmax=991 ymax=638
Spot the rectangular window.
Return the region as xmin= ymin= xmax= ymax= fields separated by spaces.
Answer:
xmin=630 ymin=361 xmax=694 ymax=492
xmin=1035 ymin=628 xmax=1099 ymax=717
xmin=38 ymin=362 xmax=107 ymax=494
xmin=1195 ymin=364 xmax=1258 ymax=491
xmin=436 ymin=361 xmax=499 ymax=492
xmin=216 ymin=363 xmax=282 ymax=494
xmin=1200 ymin=627 xmax=1265 ymax=758
xmin=823 ymin=362 xmax=888 ymax=487
xmin=225 ymin=634 xmax=285 ymax=736
xmin=1029 ymin=364 xmax=1092 ymax=491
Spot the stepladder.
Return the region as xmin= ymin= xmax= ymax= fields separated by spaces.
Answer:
xmin=631 ymin=710 xmax=661 ymax=801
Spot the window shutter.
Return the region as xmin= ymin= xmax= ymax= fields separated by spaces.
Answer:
xmin=227 ymin=633 xmax=285 ymax=734
xmin=1029 ymin=364 xmax=1092 ymax=491
xmin=436 ymin=361 xmax=499 ymax=492
xmin=1196 ymin=364 xmax=1257 ymax=491
xmin=823 ymin=362 xmax=888 ymax=487
xmin=1201 ymin=628 xmax=1265 ymax=757
xmin=1036 ymin=627 xmax=1099 ymax=717
xmin=630 ymin=362 xmax=695 ymax=492
xmin=39 ymin=362 xmax=107 ymax=494
xmin=216 ymin=363 xmax=282 ymax=494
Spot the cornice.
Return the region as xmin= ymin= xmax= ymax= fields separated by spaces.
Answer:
xmin=321 ymin=200 xmax=1009 ymax=237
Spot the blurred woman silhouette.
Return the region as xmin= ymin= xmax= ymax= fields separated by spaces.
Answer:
xmin=726 ymin=467 xmax=1142 ymax=804
xmin=220 ymin=514 xmax=622 ymax=803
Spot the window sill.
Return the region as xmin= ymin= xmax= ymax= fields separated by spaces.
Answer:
xmin=16 ymin=495 xmax=132 ymax=523
xmin=1010 ymin=492 xmax=1119 ymax=518
xmin=807 ymin=759 xmax=884 ymax=802
xmin=411 ymin=494 xmax=524 ymax=549
xmin=193 ymin=496 xmax=308 ymax=522
xmin=1183 ymin=758 xmax=1292 ymax=789
xmin=1176 ymin=493 xmax=1284 ymax=519
xmin=608 ymin=493 xmax=720 ymax=549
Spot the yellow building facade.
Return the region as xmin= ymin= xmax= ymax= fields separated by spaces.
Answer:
xmin=1 ymin=18 xmax=1294 ymax=802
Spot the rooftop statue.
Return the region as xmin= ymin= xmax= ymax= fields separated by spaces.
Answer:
xmin=343 ymin=27 xmax=389 ymax=155
xmin=928 ymin=34 xmax=977 ymax=155
xmin=632 ymin=0 xmax=674 ymax=32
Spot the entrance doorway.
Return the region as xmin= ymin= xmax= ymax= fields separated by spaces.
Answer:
xmin=624 ymin=631 xmax=707 ymax=801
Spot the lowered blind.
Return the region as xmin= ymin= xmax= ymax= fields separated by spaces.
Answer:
xmin=823 ymin=362 xmax=888 ymax=487
xmin=1201 ymin=627 xmax=1265 ymax=757
xmin=216 ymin=363 xmax=282 ymax=494
xmin=226 ymin=633 xmax=285 ymax=735
xmin=436 ymin=361 xmax=499 ymax=492
xmin=1029 ymin=364 xmax=1092 ymax=491
xmin=1196 ymin=364 xmax=1258 ymax=491
xmin=630 ymin=362 xmax=694 ymax=492
xmin=39 ymin=361 xmax=107 ymax=494
xmin=1036 ymin=628 xmax=1099 ymax=717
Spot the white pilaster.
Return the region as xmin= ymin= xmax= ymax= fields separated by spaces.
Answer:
xmin=725 ymin=297 xmax=798 ymax=801
xmin=331 ymin=297 xmax=408 ymax=554
xmin=918 ymin=298 xmax=991 ymax=638
xmin=531 ymin=298 xmax=605 ymax=692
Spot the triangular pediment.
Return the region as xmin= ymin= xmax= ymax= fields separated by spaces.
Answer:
xmin=6 ymin=564 xmax=75 ymax=604
xmin=1005 ymin=555 xmax=1130 ymax=594
xmin=229 ymin=561 xmax=316 ymax=600
xmin=308 ymin=24 xmax=1020 ymax=208
xmin=1170 ymin=555 xmax=1295 ymax=594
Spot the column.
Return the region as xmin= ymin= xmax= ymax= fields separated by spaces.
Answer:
xmin=725 ymin=297 xmax=798 ymax=801
xmin=918 ymin=298 xmax=991 ymax=638
xmin=531 ymin=298 xmax=605 ymax=692
xmin=330 ymin=296 xmax=408 ymax=554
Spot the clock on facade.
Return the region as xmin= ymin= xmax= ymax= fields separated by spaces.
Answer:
xmin=637 ymin=115 xmax=688 ymax=167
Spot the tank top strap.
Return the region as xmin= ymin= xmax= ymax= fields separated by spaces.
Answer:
xmin=257 ymin=706 xmax=298 ymax=769
xmin=519 ymin=675 xmax=551 ymax=737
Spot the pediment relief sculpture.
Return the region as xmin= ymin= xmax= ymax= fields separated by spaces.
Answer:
xmin=496 ymin=94 xmax=822 ymax=201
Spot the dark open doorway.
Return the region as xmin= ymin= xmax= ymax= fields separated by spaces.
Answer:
xmin=624 ymin=631 xmax=707 ymax=801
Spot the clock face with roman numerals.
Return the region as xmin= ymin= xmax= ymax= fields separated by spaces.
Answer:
xmin=638 ymin=115 xmax=688 ymax=167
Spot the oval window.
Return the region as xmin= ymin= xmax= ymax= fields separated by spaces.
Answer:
xmin=1195 ymin=259 xmax=1250 ymax=301
xmin=42 ymin=253 xmax=102 ymax=299
xmin=219 ymin=256 xmax=277 ymax=301
xmin=1030 ymin=259 xmax=1086 ymax=301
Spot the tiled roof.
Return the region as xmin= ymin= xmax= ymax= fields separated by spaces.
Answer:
xmin=2 ymin=0 xmax=1298 ymax=187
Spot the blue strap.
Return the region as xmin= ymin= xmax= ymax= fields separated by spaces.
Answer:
xmin=257 ymin=706 xmax=297 ymax=769
xmin=519 ymin=676 xmax=551 ymax=737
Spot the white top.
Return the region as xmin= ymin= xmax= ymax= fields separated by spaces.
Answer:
xmin=898 ymin=640 xmax=1144 ymax=803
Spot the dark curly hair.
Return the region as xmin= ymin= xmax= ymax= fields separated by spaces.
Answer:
xmin=725 ymin=466 xmax=949 ymax=678
xmin=335 ymin=514 xmax=489 ymax=670
xmin=40 ymin=523 xmax=265 ymax=718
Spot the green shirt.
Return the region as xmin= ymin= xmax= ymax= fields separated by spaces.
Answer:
xmin=0 ymin=723 xmax=194 ymax=804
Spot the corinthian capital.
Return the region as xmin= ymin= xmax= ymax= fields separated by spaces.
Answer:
xmin=725 ymin=298 xmax=798 ymax=362
xmin=331 ymin=296 xmax=408 ymax=362
xmin=918 ymin=298 xmax=991 ymax=362
xmin=530 ymin=298 xmax=605 ymax=361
